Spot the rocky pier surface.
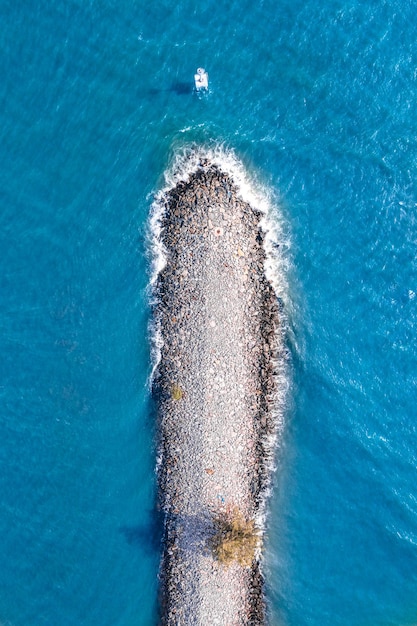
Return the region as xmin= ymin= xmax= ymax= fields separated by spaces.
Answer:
xmin=153 ymin=158 xmax=282 ymax=625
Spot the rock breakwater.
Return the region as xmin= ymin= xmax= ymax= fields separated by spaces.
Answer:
xmin=152 ymin=154 xmax=284 ymax=625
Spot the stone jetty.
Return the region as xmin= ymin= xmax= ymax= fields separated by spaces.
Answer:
xmin=153 ymin=156 xmax=282 ymax=625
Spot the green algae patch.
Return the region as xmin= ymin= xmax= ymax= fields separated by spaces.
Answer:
xmin=171 ymin=384 xmax=184 ymax=401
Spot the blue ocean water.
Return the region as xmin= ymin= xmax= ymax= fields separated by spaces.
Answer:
xmin=0 ymin=1 xmax=416 ymax=625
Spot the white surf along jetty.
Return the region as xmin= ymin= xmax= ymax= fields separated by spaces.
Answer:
xmin=150 ymin=147 xmax=288 ymax=625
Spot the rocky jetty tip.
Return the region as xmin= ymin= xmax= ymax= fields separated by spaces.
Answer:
xmin=152 ymin=155 xmax=284 ymax=625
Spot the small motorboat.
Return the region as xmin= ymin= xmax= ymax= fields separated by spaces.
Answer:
xmin=194 ymin=67 xmax=209 ymax=92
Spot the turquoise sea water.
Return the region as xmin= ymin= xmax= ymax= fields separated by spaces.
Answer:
xmin=1 ymin=1 xmax=416 ymax=625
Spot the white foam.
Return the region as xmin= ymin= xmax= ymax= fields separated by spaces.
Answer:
xmin=145 ymin=182 xmax=168 ymax=391
xmin=148 ymin=316 xmax=164 ymax=390
xmin=147 ymin=192 xmax=167 ymax=291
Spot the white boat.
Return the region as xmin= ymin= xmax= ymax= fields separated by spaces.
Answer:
xmin=194 ymin=67 xmax=208 ymax=92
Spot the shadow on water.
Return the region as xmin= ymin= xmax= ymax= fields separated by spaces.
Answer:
xmin=148 ymin=81 xmax=194 ymax=96
xmin=119 ymin=392 xmax=164 ymax=556
xmin=120 ymin=507 xmax=164 ymax=556
xmin=171 ymin=81 xmax=193 ymax=95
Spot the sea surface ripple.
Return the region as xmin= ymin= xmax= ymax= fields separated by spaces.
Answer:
xmin=0 ymin=0 xmax=416 ymax=625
